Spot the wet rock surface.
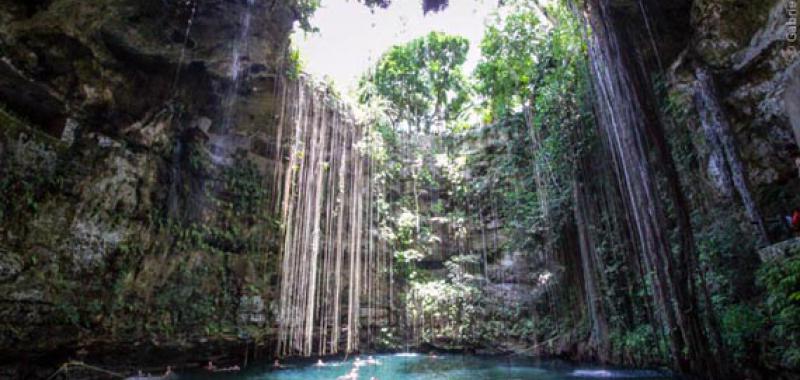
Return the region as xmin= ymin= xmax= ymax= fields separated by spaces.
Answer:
xmin=759 ymin=237 xmax=800 ymax=262
xmin=0 ymin=0 xmax=303 ymax=375
xmin=666 ymin=0 xmax=800 ymax=230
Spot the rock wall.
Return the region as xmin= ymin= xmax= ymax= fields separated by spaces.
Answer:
xmin=0 ymin=0 xmax=364 ymax=375
xmin=578 ymin=0 xmax=800 ymax=376
xmin=676 ymin=0 xmax=800 ymax=216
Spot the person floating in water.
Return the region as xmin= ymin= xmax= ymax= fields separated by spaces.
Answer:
xmin=314 ymin=359 xmax=325 ymax=367
xmin=215 ymin=365 xmax=241 ymax=373
xmin=205 ymin=360 xmax=240 ymax=373
xmin=273 ymin=359 xmax=284 ymax=369
xmin=365 ymin=356 xmax=380 ymax=365
xmin=337 ymin=367 xmax=359 ymax=380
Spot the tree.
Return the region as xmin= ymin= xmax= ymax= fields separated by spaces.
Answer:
xmin=475 ymin=9 xmax=543 ymax=121
xmin=359 ymin=31 xmax=470 ymax=133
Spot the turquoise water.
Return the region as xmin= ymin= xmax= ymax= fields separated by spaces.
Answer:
xmin=180 ymin=353 xmax=677 ymax=380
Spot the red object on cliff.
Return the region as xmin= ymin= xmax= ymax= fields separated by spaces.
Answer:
xmin=792 ymin=209 xmax=800 ymax=230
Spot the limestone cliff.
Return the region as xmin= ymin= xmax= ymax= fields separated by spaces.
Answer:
xmin=578 ymin=0 xmax=800 ymax=376
xmin=0 ymin=0 xmax=337 ymax=375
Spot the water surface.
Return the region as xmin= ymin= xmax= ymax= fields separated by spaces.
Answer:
xmin=180 ymin=353 xmax=677 ymax=380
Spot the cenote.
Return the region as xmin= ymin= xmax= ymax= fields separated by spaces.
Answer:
xmin=180 ymin=354 xmax=675 ymax=380
xmin=2 ymin=0 xmax=799 ymax=379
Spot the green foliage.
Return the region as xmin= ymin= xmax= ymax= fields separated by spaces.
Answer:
xmin=359 ymin=31 xmax=471 ymax=132
xmin=374 ymin=326 xmax=404 ymax=350
xmin=221 ymin=159 xmax=269 ymax=221
xmin=294 ymin=0 xmax=321 ymax=32
xmin=758 ymin=254 xmax=800 ymax=368
xmin=0 ymin=121 xmax=279 ymax=344
xmin=475 ymin=9 xmax=542 ymax=120
xmin=355 ymin=0 xmax=599 ymax=354
xmin=720 ymin=303 xmax=765 ymax=363
xmin=104 ymin=189 xmax=279 ymax=342
xmin=285 ymin=48 xmax=304 ymax=80
xmin=475 ymin=2 xmax=586 ymax=122
xmin=468 ymin=0 xmax=592 ymax=256
xmin=611 ymin=325 xmax=667 ymax=366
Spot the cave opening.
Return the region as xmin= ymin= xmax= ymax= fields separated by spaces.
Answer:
xmin=0 ymin=0 xmax=799 ymax=379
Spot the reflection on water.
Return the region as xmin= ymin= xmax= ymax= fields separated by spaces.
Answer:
xmin=571 ymin=369 xmax=668 ymax=378
xmin=178 ymin=354 xmax=676 ymax=380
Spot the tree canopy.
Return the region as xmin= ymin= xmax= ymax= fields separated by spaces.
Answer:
xmin=359 ymin=31 xmax=470 ymax=133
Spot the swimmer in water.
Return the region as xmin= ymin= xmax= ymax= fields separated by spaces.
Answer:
xmin=336 ymin=367 xmax=359 ymax=380
xmin=216 ymin=365 xmax=241 ymax=373
xmin=314 ymin=359 xmax=325 ymax=367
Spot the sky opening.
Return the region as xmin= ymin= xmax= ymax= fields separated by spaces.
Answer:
xmin=291 ymin=0 xmax=498 ymax=93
